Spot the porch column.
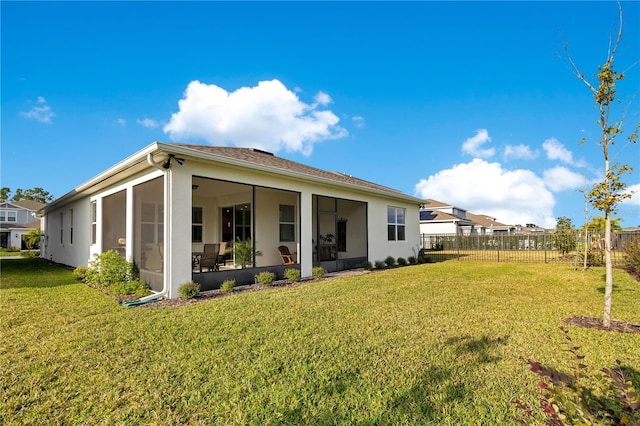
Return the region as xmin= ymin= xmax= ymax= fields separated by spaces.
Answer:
xmin=125 ymin=187 xmax=134 ymax=262
xmin=299 ymin=190 xmax=313 ymax=279
xmin=166 ymin=166 xmax=192 ymax=299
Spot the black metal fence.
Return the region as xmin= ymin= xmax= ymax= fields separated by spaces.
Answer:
xmin=419 ymin=230 xmax=639 ymax=265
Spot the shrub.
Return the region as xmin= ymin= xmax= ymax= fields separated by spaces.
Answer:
xmin=72 ymin=266 xmax=88 ymax=282
xmin=284 ymin=268 xmax=301 ymax=283
xmin=579 ymin=249 xmax=605 ymax=267
xmin=384 ymin=256 xmax=396 ymax=268
xmin=255 ymin=271 xmax=276 ymax=286
xmin=312 ymin=266 xmax=326 ymax=279
xmin=362 ymin=261 xmax=373 ymax=271
xmin=85 ymin=250 xmax=137 ymax=290
xmin=178 ymin=281 xmax=201 ymax=299
xmin=220 ymin=279 xmax=235 ymax=294
xmin=515 ymin=327 xmax=640 ymax=425
xmin=110 ymin=279 xmax=150 ymax=298
xmin=374 ymin=260 xmax=386 ymax=270
xmin=623 ymin=239 xmax=640 ymax=275
xmin=397 ymin=257 xmax=407 ymax=266
xmin=407 ymin=256 xmax=417 ymax=265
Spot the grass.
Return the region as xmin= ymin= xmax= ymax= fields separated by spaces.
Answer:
xmin=2 ymin=258 xmax=639 ymax=425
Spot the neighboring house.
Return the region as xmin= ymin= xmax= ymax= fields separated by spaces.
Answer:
xmin=465 ymin=213 xmax=514 ymax=235
xmin=38 ymin=142 xmax=422 ymax=300
xmin=419 ymin=199 xmax=475 ymax=235
xmin=0 ymin=200 xmax=45 ymax=249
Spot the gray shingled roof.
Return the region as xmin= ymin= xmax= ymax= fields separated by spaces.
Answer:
xmin=2 ymin=200 xmax=46 ymax=211
xmin=173 ymin=143 xmax=408 ymax=196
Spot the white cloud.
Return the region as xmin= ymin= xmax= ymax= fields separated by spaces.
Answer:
xmin=461 ymin=129 xmax=495 ymax=159
xmin=542 ymin=137 xmax=577 ymax=164
xmin=414 ymin=158 xmax=556 ymax=227
xmin=504 ymin=144 xmax=538 ymax=161
xmin=352 ymin=116 xmax=365 ymax=128
xmin=163 ymin=79 xmax=347 ymax=155
xmin=542 ymin=166 xmax=586 ymax=192
xmin=137 ymin=118 xmax=160 ymax=128
xmin=116 ymin=118 xmax=127 ymax=126
xmin=622 ymin=183 xmax=640 ymax=206
xmin=314 ymin=91 xmax=332 ymax=106
xmin=20 ymin=96 xmax=55 ymax=124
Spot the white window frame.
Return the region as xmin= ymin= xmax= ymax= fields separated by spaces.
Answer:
xmin=387 ymin=206 xmax=406 ymax=241
xmin=1 ymin=210 xmax=17 ymax=223
xmin=279 ymin=204 xmax=296 ymax=242
xmin=192 ymin=206 xmax=203 ymax=243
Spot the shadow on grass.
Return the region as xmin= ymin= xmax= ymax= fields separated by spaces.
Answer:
xmin=445 ymin=334 xmax=510 ymax=364
xmin=278 ymin=335 xmax=510 ymax=424
xmin=422 ymin=253 xmax=470 ymax=263
xmin=0 ymin=258 xmax=76 ymax=289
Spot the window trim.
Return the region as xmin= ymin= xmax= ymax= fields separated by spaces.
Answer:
xmin=387 ymin=206 xmax=406 ymax=241
xmin=192 ymin=206 xmax=203 ymax=243
xmin=0 ymin=210 xmax=17 ymax=223
xmin=279 ymin=204 xmax=296 ymax=242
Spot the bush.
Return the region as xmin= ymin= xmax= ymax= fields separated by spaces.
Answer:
xmin=579 ymin=249 xmax=605 ymax=267
xmin=178 ymin=281 xmax=201 ymax=299
xmin=384 ymin=256 xmax=396 ymax=268
xmin=220 ymin=279 xmax=235 ymax=294
xmin=362 ymin=261 xmax=373 ymax=271
xmin=73 ymin=266 xmax=88 ymax=282
xmin=397 ymin=257 xmax=407 ymax=266
xmin=85 ymin=250 xmax=137 ymax=290
xmin=515 ymin=327 xmax=640 ymax=425
xmin=312 ymin=266 xmax=326 ymax=279
xmin=374 ymin=260 xmax=386 ymax=270
xmin=110 ymin=279 xmax=150 ymax=298
xmin=407 ymin=256 xmax=417 ymax=265
xmin=255 ymin=271 xmax=276 ymax=286
xmin=623 ymin=239 xmax=640 ymax=275
xmin=284 ymin=268 xmax=301 ymax=283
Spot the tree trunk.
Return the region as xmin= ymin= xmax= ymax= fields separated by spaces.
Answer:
xmin=603 ymin=212 xmax=613 ymax=328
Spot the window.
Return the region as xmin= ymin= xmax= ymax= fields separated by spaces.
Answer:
xmin=69 ymin=209 xmax=74 ymax=244
xmin=60 ymin=212 xmax=64 ymax=245
xmin=192 ymin=207 xmax=203 ymax=243
xmin=90 ymin=202 xmax=97 ymax=245
xmin=279 ymin=204 xmax=295 ymax=242
xmin=387 ymin=206 xmax=406 ymax=241
xmin=0 ymin=210 xmax=17 ymax=222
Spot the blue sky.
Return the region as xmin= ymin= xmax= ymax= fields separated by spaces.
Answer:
xmin=2 ymin=1 xmax=639 ymax=228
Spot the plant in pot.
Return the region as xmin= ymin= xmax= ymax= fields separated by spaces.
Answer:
xmin=233 ymin=238 xmax=262 ymax=269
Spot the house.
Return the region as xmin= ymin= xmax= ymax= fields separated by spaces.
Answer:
xmin=419 ymin=199 xmax=475 ymax=235
xmin=465 ymin=213 xmax=514 ymax=235
xmin=38 ymin=142 xmax=422 ymax=300
xmin=0 ymin=200 xmax=45 ymax=249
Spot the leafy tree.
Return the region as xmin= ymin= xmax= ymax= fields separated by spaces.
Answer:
xmin=3 ymin=187 xmax=54 ymax=204
xmin=0 ymin=187 xmax=10 ymax=202
xmin=584 ymin=215 xmax=623 ymax=233
xmin=552 ymin=216 xmax=576 ymax=256
xmin=566 ymin=3 xmax=638 ymax=328
xmin=23 ymin=228 xmax=42 ymax=250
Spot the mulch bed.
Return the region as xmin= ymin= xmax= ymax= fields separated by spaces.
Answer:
xmin=134 ymin=279 xmax=322 ymax=308
xmin=562 ymin=266 xmax=640 ymax=334
xmin=562 ymin=315 xmax=640 ymax=335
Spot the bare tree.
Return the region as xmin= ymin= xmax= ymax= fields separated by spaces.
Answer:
xmin=565 ymin=2 xmax=638 ymax=328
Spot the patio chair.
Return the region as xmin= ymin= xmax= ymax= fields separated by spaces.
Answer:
xmin=216 ymin=242 xmax=228 ymax=268
xmin=200 ymin=243 xmax=220 ymax=272
xmin=278 ymin=245 xmax=296 ymax=265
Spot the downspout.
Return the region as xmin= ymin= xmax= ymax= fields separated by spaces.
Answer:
xmin=134 ymin=153 xmax=169 ymax=303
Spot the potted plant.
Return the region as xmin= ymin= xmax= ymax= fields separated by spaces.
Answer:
xmin=233 ymin=238 xmax=262 ymax=268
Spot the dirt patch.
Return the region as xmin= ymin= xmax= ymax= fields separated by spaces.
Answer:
xmin=562 ymin=315 xmax=640 ymax=334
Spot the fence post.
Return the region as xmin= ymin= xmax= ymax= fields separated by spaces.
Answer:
xmin=544 ymin=232 xmax=547 ymax=263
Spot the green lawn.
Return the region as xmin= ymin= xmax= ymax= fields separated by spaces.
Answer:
xmin=2 ymin=259 xmax=639 ymax=425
